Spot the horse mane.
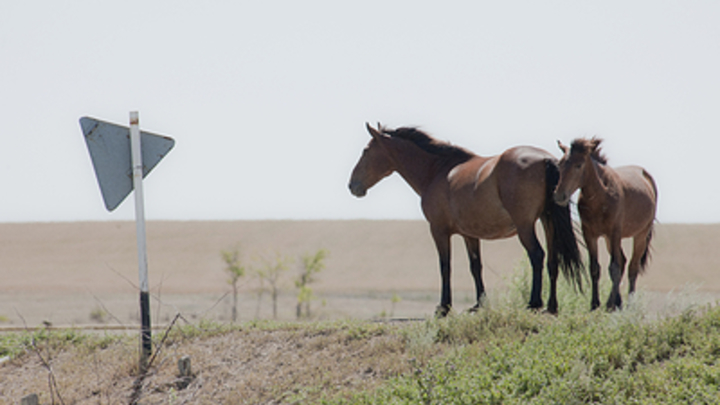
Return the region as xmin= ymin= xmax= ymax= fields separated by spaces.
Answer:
xmin=380 ymin=126 xmax=474 ymax=163
xmin=570 ymin=137 xmax=607 ymax=164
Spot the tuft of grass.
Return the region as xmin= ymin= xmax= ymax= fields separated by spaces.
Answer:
xmin=89 ymin=306 xmax=108 ymax=323
xmin=0 ymin=327 xmax=125 ymax=360
xmin=498 ymin=257 xmax=612 ymax=315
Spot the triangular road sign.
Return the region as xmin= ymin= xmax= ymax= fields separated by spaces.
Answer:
xmin=80 ymin=116 xmax=175 ymax=211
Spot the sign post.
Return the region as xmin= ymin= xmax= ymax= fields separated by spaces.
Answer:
xmin=80 ymin=112 xmax=174 ymax=373
xmin=129 ymin=111 xmax=152 ymax=371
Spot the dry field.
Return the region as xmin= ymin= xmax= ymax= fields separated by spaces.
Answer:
xmin=0 ymin=221 xmax=719 ymax=328
xmin=1 ymin=221 xmax=720 ymax=404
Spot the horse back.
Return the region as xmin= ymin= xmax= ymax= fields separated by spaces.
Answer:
xmin=615 ymin=165 xmax=657 ymax=236
xmin=435 ymin=155 xmax=513 ymax=238
xmin=494 ymin=146 xmax=555 ymax=220
xmin=425 ymin=145 xmax=556 ymax=240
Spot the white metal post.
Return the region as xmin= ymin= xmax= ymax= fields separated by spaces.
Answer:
xmin=130 ymin=111 xmax=152 ymax=370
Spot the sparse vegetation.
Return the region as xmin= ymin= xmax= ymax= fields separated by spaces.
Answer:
xmin=89 ymin=306 xmax=108 ymax=323
xmin=391 ymin=292 xmax=402 ymax=318
xmin=221 ymin=245 xmax=248 ymax=322
xmin=222 ymin=246 xmax=329 ymax=320
xmin=330 ymin=305 xmax=720 ymax=404
xmin=296 ymin=248 xmax=327 ymax=319
xmin=0 ymin=327 xmax=123 ymax=360
xmin=2 ymin=265 xmax=719 ymax=403
xmin=251 ymin=265 xmax=267 ymax=319
xmin=257 ymin=251 xmax=293 ymax=319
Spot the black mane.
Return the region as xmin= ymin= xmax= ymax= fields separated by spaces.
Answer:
xmin=570 ymin=137 xmax=607 ymax=164
xmin=380 ymin=126 xmax=474 ymax=162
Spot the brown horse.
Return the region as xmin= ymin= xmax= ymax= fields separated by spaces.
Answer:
xmin=553 ymin=137 xmax=657 ymax=311
xmin=349 ymin=124 xmax=583 ymax=316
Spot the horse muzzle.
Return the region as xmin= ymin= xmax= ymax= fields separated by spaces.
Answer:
xmin=553 ymin=191 xmax=570 ymax=207
xmin=348 ymin=180 xmax=367 ymax=197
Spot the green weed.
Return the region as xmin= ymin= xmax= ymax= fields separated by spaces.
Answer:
xmin=322 ymin=263 xmax=720 ymax=404
xmin=326 ymin=305 xmax=720 ymax=404
xmin=0 ymin=327 xmax=124 ymax=360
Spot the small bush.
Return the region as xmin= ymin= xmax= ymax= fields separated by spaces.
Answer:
xmin=89 ymin=306 xmax=108 ymax=323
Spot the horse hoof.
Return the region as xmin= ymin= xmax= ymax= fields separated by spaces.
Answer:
xmin=526 ymin=304 xmax=543 ymax=313
xmin=435 ymin=305 xmax=451 ymax=318
xmin=466 ymin=303 xmax=482 ymax=314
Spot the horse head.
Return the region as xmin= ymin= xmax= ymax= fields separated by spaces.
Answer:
xmin=348 ymin=123 xmax=395 ymax=197
xmin=553 ymin=137 xmax=604 ymax=206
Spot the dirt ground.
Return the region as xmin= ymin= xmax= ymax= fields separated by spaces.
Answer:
xmin=0 ymin=221 xmax=718 ymax=328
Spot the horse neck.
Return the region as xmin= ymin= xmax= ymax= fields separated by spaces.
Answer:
xmin=386 ymin=139 xmax=444 ymax=195
xmin=580 ymin=156 xmax=612 ymax=203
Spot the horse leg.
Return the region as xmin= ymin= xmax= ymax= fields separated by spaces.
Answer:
xmin=517 ymin=225 xmax=545 ymax=310
xmin=431 ymin=226 xmax=453 ymax=318
xmin=462 ymin=235 xmax=484 ymax=312
xmin=605 ymin=233 xmax=627 ymax=311
xmin=585 ymin=234 xmax=601 ymax=311
xmin=627 ymin=231 xmax=649 ymax=296
xmin=541 ymin=218 xmax=559 ymax=314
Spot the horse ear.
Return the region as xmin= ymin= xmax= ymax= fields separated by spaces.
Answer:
xmin=557 ymin=140 xmax=569 ymax=154
xmin=366 ymin=122 xmax=385 ymax=140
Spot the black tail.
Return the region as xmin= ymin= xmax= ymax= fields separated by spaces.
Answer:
xmin=639 ymin=170 xmax=657 ymax=274
xmin=639 ymin=222 xmax=654 ymax=274
xmin=544 ymin=160 xmax=584 ymax=292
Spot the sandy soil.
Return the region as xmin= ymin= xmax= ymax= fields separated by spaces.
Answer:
xmin=0 ymin=221 xmax=718 ymax=327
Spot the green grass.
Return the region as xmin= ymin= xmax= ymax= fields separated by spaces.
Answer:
xmin=0 ymin=327 xmax=124 ymax=359
xmin=315 ymin=263 xmax=720 ymax=404
xmin=320 ymin=305 xmax=720 ymax=404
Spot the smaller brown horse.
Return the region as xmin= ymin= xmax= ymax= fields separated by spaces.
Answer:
xmin=554 ymin=138 xmax=657 ymax=311
xmin=350 ymin=123 xmax=583 ymax=316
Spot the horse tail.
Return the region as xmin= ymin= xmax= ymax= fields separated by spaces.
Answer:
xmin=544 ymin=159 xmax=584 ymax=292
xmin=639 ymin=169 xmax=657 ymax=274
xmin=639 ymin=222 xmax=654 ymax=274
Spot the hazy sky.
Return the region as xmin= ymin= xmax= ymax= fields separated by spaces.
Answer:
xmin=1 ymin=1 xmax=718 ymax=223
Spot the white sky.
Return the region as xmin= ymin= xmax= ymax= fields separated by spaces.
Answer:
xmin=1 ymin=1 xmax=718 ymax=223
